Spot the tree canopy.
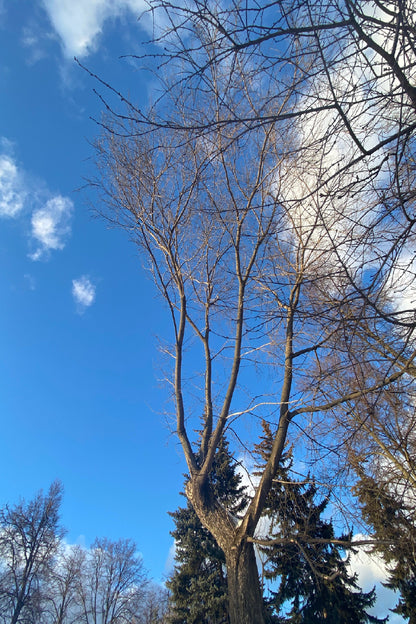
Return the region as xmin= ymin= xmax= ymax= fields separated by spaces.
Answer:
xmin=89 ymin=1 xmax=416 ymax=621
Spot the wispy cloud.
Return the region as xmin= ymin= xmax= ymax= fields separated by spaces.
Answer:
xmin=41 ymin=0 xmax=147 ymax=58
xmin=72 ymin=276 xmax=96 ymax=313
xmin=0 ymin=154 xmax=26 ymax=217
xmin=30 ymin=196 xmax=73 ymax=260
xmin=164 ymin=541 xmax=176 ymax=577
xmin=21 ymin=25 xmax=49 ymax=65
xmin=0 ymin=138 xmax=74 ymax=260
xmin=23 ymin=274 xmax=36 ymax=291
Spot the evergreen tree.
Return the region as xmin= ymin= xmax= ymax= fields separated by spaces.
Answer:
xmin=354 ymin=470 xmax=416 ymax=623
xmin=166 ymin=439 xmax=248 ymax=624
xmin=256 ymin=423 xmax=386 ymax=624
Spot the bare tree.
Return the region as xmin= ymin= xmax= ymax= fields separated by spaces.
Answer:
xmin=89 ymin=14 xmax=416 ymax=616
xmin=103 ymin=0 xmax=415 ymax=335
xmin=0 ymin=481 xmax=64 ymax=624
xmin=0 ymin=482 xmax=164 ymax=624
xmin=42 ymin=539 xmax=164 ymax=624
xmin=76 ymin=538 xmax=148 ymax=624
xmin=142 ymin=0 xmax=416 ymax=161
xmin=139 ymin=585 xmax=169 ymax=624
xmin=81 ymin=1 xmax=416 ymax=622
xmin=44 ymin=545 xmax=86 ymax=624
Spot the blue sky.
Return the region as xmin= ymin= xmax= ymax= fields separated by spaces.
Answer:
xmin=0 ymin=0 xmax=186 ymax=583
xmin=0 ymin=1 xmax=407 ymax=618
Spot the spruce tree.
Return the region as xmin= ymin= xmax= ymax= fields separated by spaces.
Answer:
xmin=354 ymin=470 xmax=416 ymax=623
xmin=256 ymin=422 xmax=386 ymax=624
xmin=166 ymin=439 xmax=248 ymax=624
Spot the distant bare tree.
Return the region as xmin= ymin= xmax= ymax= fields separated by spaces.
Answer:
xmin=76 ymin=538 xmax=148 ymax=624
xmin=140 ymin=585 xmax=169 ymax=624
xmin=42 ymin=538 xmax=166 ymax=624
xmin=0 ymin=482 xmax=64 ymax=624
xmin=44 ymin=545 xmax=86 ymax=624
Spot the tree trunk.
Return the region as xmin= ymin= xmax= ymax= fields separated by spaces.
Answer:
xmin=224 ymin=540 xmax=265 ymax=624
xmin=186 ymin=479 xmax=266 ymax=624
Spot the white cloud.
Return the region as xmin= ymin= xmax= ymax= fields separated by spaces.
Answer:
xmin=383 ymin=249 xmax=416 ymax=316
xmin=348 ymin=536 xmax=404 ymax=622
xmin=72 ymin=276 xmax=96 ymax=312
xmin=41 ymin=0 xmax=147 ymax=58
xmin=0 ymin=139 xmax=74 ymax=260
xmin=164 ymin=540 xmax=176 ymax=576
xmin=274 ymin=31 xmax=401 ymax=289
xmin=348 ymin=540 xmax=388 ymax=587
xmin=30 ymin=196 xmax=73 ymax=260
xmin=0 ymin=154 xmax=25 ymax=217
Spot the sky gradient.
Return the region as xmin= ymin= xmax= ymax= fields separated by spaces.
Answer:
xmin=1 ymin=0 xmax=185 ymax=583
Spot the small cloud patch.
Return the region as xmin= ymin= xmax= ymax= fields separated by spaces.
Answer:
xmin=0 ymin=138 xmax=74 ymax=260
xmin=0 ymin=154 xmax=25 ymax=218
xmin=30 ymin=195 xmax=73 ymax=260
xmin=41 ymin=0 xmax=148 ymax=58
xmin=23 ymin=274 xmax=36 ymax=291
xmin=72 ymin=276 xmax=96 ymax=313
xmin=21 ymin=25 xmax=49 ymax=64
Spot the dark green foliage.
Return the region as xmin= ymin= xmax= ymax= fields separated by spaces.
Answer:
xmin=166 ymin=504 xmax=228 ymax=624
xmin=166 ymin=439 xmax=248 ymax=624
xmin=354 ymin=470 xmax=416 ymax=623
xmin=256 ymin=423 xmax=386 ymax=624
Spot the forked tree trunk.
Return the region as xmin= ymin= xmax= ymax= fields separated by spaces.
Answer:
xmin=186 ymin=479 xmax=266 ymax=624
xmin=224 ymin=540 xmax=265 ymax=624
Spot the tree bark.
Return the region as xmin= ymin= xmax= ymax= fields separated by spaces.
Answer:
xmin=224 ymin=540 xmax=265 ymax=624
xmin=186 ymin=478 xmax=266 ymax=624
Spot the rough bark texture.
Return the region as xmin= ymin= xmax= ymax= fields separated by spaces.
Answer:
xmin=186 ymin=478 xmax=266 ymax=624
xmin=224 ymin=540 xmax=265 ymax=624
